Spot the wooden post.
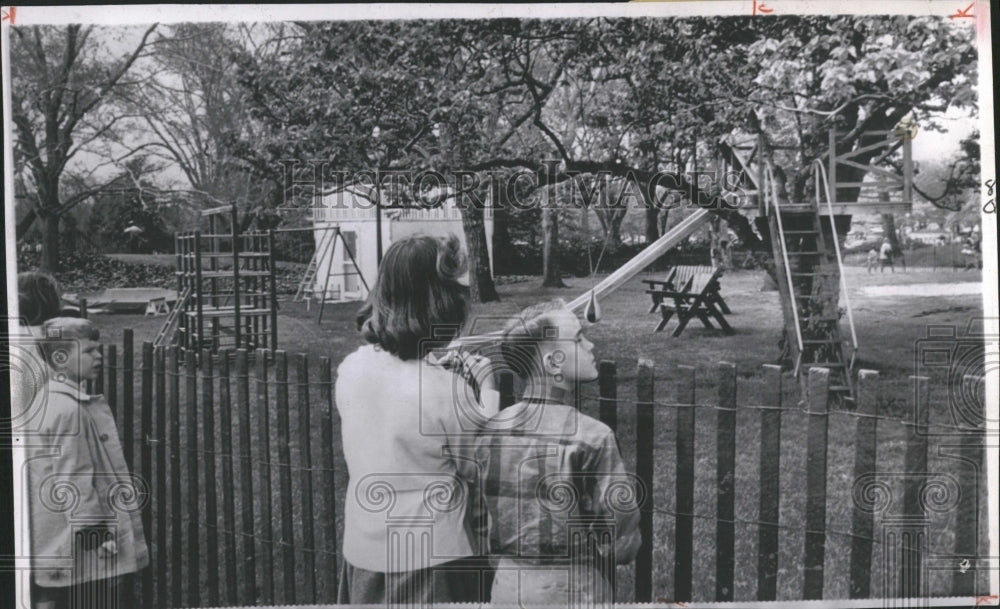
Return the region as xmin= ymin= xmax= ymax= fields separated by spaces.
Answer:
xmin=296 ymin=354 xmax=317 ymax=602
xmin=167 ymin=346 xmax=182 ymax=608
xmin=634 ymin=358 xmax=655 ymax=602
xmin=900 ymin=376 xmax=930 ymax=598
xmin=674 ymin=365 xmax=696 ymax=602
xmin=269 ymin=230 xmax=279 ymax=351
xmin=79 ymin=297 xmax=88 ymax=320
xmin=275 ymin=351 xmax=296 ymax=603
xmin=952 ymin=374 xmax=985 ymax=596
xmin=598 ymin=361 xmax=617 ymax=436
xmin=140 ymin=342 xmax=154 ymax=606
xmin=194 ymin=231 xmax=204 ymax=353
xmin=94 ymin=344 xmax=104 ymax=395
xmin=498 ymin=370 xmax=515 ymax=410
xmin=829 ymin=127 xmax=838 ymax=206
xmin=319 ymin=357 xmax=339 ymax=600
xmin=153 ymin=345 xmax=167 ymax=608
xmin=716 ymin=362 xmax=737 ymax=601
xmin=803 ymin=367 xmax=830 ymax=600
xmin=122 ymin=329 xmax=134 ymax=469
xmin=256 ymin=348 xmax=275 ymax=603
xmin=232 ymin=206 xmax=242 ymax=350
xmin=757 ymin=365 xmax=783 ymax=601
xmin=235 ymin=349 xmax=257 ymax=605
xmin=217 ymin=349 xmax=238 ymax=604
xmin=106 ymin=345 xmax=118 ymax=420
xmin=849 ymin=370 xmax=879 ymax=599
xmin=201 ymin=348 xmax=219 ymax=605
xmin=184 ymin=348 xmax=200 ymax=607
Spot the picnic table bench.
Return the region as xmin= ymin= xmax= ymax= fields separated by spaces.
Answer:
xmin=642 ymin=266 xmax=733 ymax=336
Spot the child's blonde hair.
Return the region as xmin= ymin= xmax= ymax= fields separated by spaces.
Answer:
xmin=500 ymin=299 xmax=571 ymax=381
xmin=39 ymin=317 xmax=100 ymax=366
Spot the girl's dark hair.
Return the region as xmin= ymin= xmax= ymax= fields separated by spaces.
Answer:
xmin=356 ymin=234 xmax=470 ymax=361
xmin=18 ymin=272 xmax=62 ymax=326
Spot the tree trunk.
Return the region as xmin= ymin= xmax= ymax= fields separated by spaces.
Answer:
xmin=541 ymin=207 xmax=566 ymax=288
xmin=645 ymin=207 xmax=660 ymax=244
xmin=41 ymin=210 xmax=61 ymax=272
xmin=881 ymin=213 xmax=901 ymax=253
xmin=460 ymin=203 xmax=499 ymax=303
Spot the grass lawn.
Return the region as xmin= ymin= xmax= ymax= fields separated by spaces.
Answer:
xmin=86 ymin=266 xmax=989 ymax=603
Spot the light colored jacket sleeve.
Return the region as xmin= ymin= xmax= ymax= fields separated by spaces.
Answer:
xmin=589 ymin=428 xmax=642 ymax=564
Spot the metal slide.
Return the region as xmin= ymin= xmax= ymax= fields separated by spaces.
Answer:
xmin=567 ymin=208 xmax=712 ymax=312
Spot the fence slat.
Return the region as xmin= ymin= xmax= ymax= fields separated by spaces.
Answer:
xmin=235 ymin=349 xmax=257 ymax=605
xmin=153 ymin=346 xmax=167 ymax=608
xmin=94 ymin=344 xmax=104 ymax=395
xmin=757 ymin=364 xmax=782 ymax=601
xmin=121 ymin=330 xmax=135 ymax=607
xmin=275 ymin=351 xmax=297 ymax=603
xmin=634 ymin=357 xmax=655 ymax=603
xmin=900 ymin=375 xmax=929 ymax=598
xmin=218 ymin=350 xmax=239 ymax=604
xmin=499 ymin=370 xmax=515 ymax=410
xmin=952 ymin=374 xmax=985 ymax=596
xmin=201 ymin=348 xmax=220 ymax=605
xmin=139 ymin=342 xmax=154 ymax=606
xmin=803 ymin=367 xmax=830 ymax=600
xmin=297 ymin=354 xmax=317 ymax=602
xmin=184 ymin=348 xmax=201 ymax=607
xmin=123 ymin=329 xmax=134 ymax=470
xmin=598 ymin=361 xmax=617 ymax=436
xmin=106 ymin=344 xmax=118 ymax=420
xmin=168 ymin=347 xmax=182 ymax=608
xmin=256 ymin=348 xmax=276 ymax=603
xmin=319 ymin=356 xmax=339 ymax=601
xmin=674 ymin=365 xmax=696 ymax=603
xmin=716 ymin=362 xmax=737 ymax=601
xmin=849 ymin=369 xmax=879 ymax=598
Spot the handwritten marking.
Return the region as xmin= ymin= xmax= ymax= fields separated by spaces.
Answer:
xmin=752 ymin=0 xmax=774 ymax=15
xmin=959 ymin=558 xmax=971 ymax=573
xmin=984 ymin=179 xmax=996 ymax=213
xmin=1 ymin=7 xmax=15 ymax=24
xmin=951 ymin=2 xmax=975 ymax=18
xmin=975 ymin=595 xmax=998 ymax=606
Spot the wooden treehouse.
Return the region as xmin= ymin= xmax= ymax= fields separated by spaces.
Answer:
xmin=718 ymin=127 xmax=913 ymax=399
xmin=155 ymin=204 xmax=279 ymax=357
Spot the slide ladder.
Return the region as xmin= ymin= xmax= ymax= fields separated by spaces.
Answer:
xmin=153 ymin=285 xmax=193 ymax=348
xmin=763 ymin=161 xmax=856 ymax=400
xmin=294 ymin=227 xmax=338 ymax=303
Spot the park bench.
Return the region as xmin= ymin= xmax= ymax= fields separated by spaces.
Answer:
xmin=642 ymin=265 xmax=731 ymax=315
xmin=646 ymin=267 xmax=734 ymax=336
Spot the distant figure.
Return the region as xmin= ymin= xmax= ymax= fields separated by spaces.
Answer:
xmin=866 ymin=248 xmax=878 ymax=274
xmin=879 ymin=240 xmax=894 ymax=273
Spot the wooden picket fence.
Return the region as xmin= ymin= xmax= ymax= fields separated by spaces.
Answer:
xmin=95 ymin=329 xmax=988 ymax=606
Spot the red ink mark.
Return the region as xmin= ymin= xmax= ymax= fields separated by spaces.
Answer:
xmin=950 ymin=2 xmax=975 ymax=18
xmin=752 ymin=0 xmax=774 ymax=15
xmin=655 ymin=602 xmax=687 ymax=608
xmin=976 ymin=595 xmax=998 ymax=606
xmin=1 ymin=7 xmax=15 ymax=24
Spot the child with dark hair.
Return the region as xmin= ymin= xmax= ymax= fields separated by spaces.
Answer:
xmin=336 ymin=234 xmax=497 ymax=604
xmin=12 ymin=272 xmax=64 ymax=430
xmin=18 ymin=271 xmax=63 ymax=327
xmin=475 ymin=299 xmax=641 ymax=606
xmin=26 ymin=318 xmax=148 ymax=609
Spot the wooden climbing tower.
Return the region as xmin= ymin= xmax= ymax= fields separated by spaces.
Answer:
xmin=161 ymin=204 xmax=278 ymax=357
xmin=719 ymin=126 xmax=913 ymax=400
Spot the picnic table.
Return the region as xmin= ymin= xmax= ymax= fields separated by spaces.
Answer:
xmin=642 ymin=266 xmax=733 ymax=336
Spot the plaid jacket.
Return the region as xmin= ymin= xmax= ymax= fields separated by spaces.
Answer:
xmin=472 ymin=400 xmax=641 ymax=566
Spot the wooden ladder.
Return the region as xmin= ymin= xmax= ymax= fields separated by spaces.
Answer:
xmin=765 ymin=168 xmax=856 ymax=400
xmin=153 ymin=285 xmax=193 ymax=348
xmin=294 ymin=228 xmax=337 ymax=303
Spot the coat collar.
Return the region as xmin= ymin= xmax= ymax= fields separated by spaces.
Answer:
xmin=48 ymin=378 xmax=93 ymax=402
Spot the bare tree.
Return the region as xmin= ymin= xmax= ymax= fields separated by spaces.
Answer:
xmin=11 ymin=24 xmax=158 ymax=271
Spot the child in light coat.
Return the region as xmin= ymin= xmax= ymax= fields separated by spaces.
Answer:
xmin=26 ymin=318 xmax=148 ymax=609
